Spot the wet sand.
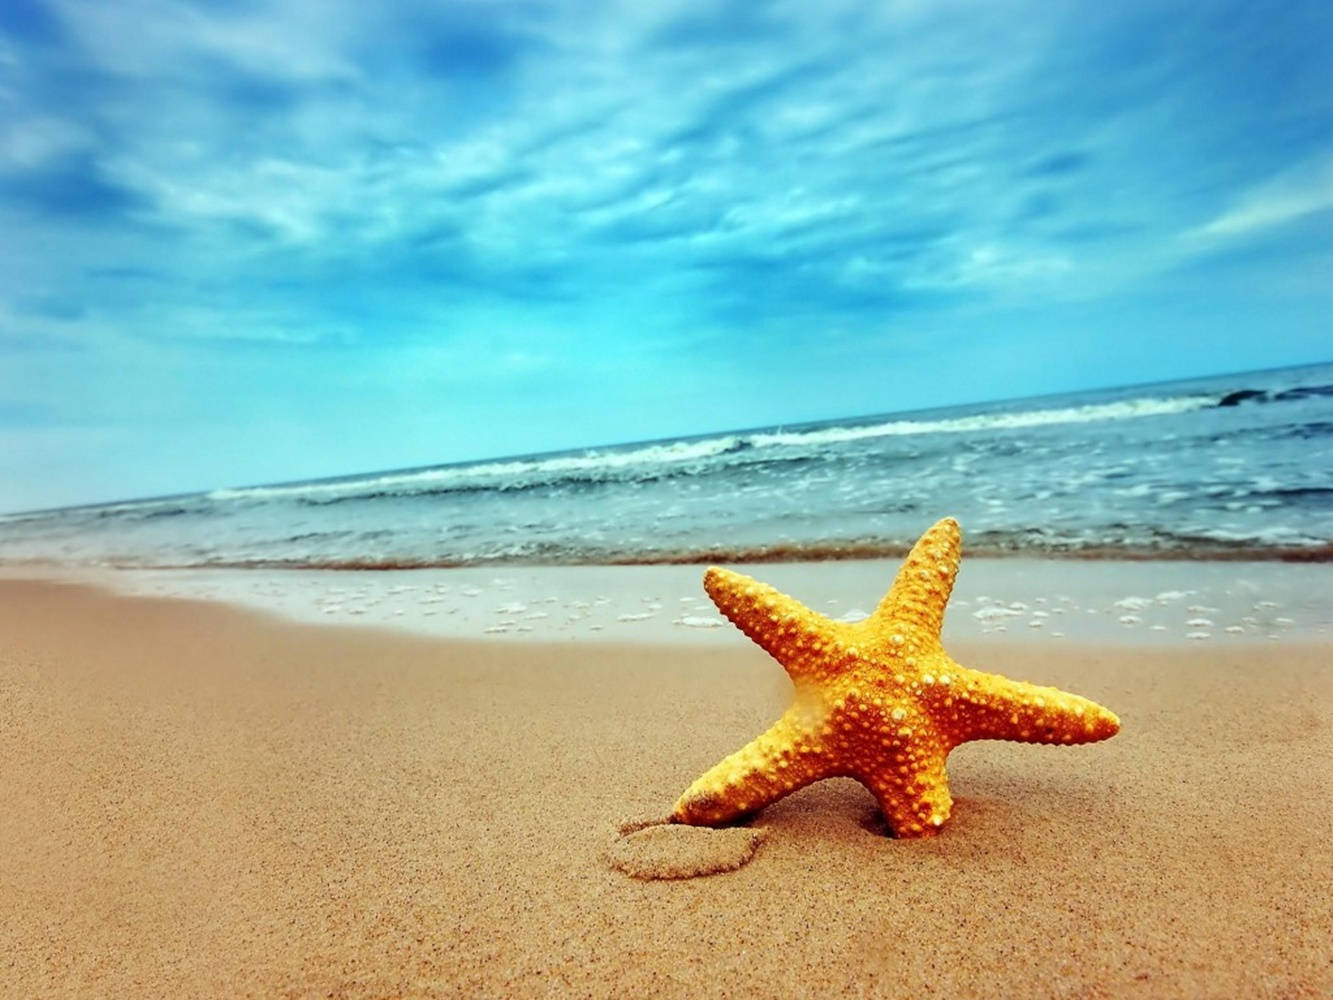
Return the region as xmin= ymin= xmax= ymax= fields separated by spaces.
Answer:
xmin=1 ymin=578 xmax=1330 ymax=997
xmin=25 ymin=557 xmax=1333 ymax=645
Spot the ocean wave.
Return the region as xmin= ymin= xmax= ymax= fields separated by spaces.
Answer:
xmin=204 ymin=392 xmax=1227 ymax=508
xmin=0 ymin=494 xmax=208 ymax=525
xmin=747 ymin=394 xmax=1217 ymax=448
xmin=205 ymin=435 xmax=750 ymax=505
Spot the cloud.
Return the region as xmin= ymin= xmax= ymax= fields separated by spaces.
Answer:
xmin=1188 ymin=154 xmax=1333 ymax=241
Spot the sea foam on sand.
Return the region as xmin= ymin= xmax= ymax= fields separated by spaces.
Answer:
xmin=16 ymin=556 xmax=1329 ymax=646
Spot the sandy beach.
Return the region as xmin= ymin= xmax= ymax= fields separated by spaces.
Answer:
xmin=2 ymin=576 xmax=1331 ymax=998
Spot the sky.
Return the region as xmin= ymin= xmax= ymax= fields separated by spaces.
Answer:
xmin=0 ymin=0 xmax=1330 ymax=511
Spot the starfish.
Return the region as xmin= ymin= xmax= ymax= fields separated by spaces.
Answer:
xmin=672 ymin=517 xmax=1120 ymax=837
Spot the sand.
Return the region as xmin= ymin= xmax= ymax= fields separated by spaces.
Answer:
xmin=2 ymin=577 xmax=1331 ymax=997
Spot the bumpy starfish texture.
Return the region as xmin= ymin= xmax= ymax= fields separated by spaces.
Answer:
xmin=672 ymin=518 xmax=1120 ymax=837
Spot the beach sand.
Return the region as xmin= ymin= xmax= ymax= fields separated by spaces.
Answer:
xmin=2 ymin=578 xmax=1330 ymax=997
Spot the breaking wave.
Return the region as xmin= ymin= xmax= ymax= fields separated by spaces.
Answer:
xmin=204 ymin=391 xmax=1225 ymax=507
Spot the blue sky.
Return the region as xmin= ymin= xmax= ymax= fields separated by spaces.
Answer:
xmin=1 ymin=0 xmax=1330 ymax=511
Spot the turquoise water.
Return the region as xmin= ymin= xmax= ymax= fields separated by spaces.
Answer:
xmin=2 ymin=362 xmax=1331 ymax=568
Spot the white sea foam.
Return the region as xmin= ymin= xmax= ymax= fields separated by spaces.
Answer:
xmin=973 ymin=606 xmax=1023 ymax=621
xmin=836 ymin=608 xmax=870 ymax=622
xmin=1154 ymin=590 xmax=1192 ymax=602
xmin=746 ymin=394 xmax=1215 ymax=449
xmin=674 ymin=615 xmax=725 ymax=629
xmin=1113 ymin=596 xmax=1152 ymax=610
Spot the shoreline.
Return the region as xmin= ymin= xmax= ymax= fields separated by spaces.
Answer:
xmin=2 ymin=577 xmax=1331 ymax=996
xmin=4 ymin=555 xmax=1329 ymax=647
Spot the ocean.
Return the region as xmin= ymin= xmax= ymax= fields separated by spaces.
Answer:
xmin=3 ymin=362 xmax=1331 ymax=570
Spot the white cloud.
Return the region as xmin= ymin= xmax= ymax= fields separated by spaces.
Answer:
xmin=0 ymin=117 xmax=89 ymax=169
xmin=1189 ymin=154 xmax=1333 ymax=241
xmin=52 ymin=0 xmax=359 ymax=83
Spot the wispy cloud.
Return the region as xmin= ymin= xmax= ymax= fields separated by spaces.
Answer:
xmin=1188 ymin=154 xmax=1333 ymax=241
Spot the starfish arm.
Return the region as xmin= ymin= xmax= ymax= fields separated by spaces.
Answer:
xmin=856 ymin=749 xmax=954 ymax=838
xmin=704 ymin=567 xmax=839 ymax=681
xmin=936 ymin=666 xmax=1121 ymax=747
xmin=871 ymin=517 xmax=961 ymax=637
xmin=672 ymin=711 xmax=831 ymax=825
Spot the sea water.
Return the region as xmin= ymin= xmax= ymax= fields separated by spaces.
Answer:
xmin=2 ymin=362 xmax=1331 ymax=570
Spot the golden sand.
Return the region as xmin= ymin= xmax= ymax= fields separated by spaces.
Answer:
xmin=1 ymin=579 xmax=1330 ymax=997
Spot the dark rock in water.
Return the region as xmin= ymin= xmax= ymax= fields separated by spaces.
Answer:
xmin=1218 ymin=389 xmax=1268 ymax=407
xmin=1273 ymin=384 xmax=1333 ymax=402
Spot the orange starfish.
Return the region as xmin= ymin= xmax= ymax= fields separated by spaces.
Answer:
xmin=672 ymin=517 xmax=1120 ymax=837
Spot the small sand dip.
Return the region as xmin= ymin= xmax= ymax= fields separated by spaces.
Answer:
xmin=606 ymin=818 xmax=767 ymax=880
